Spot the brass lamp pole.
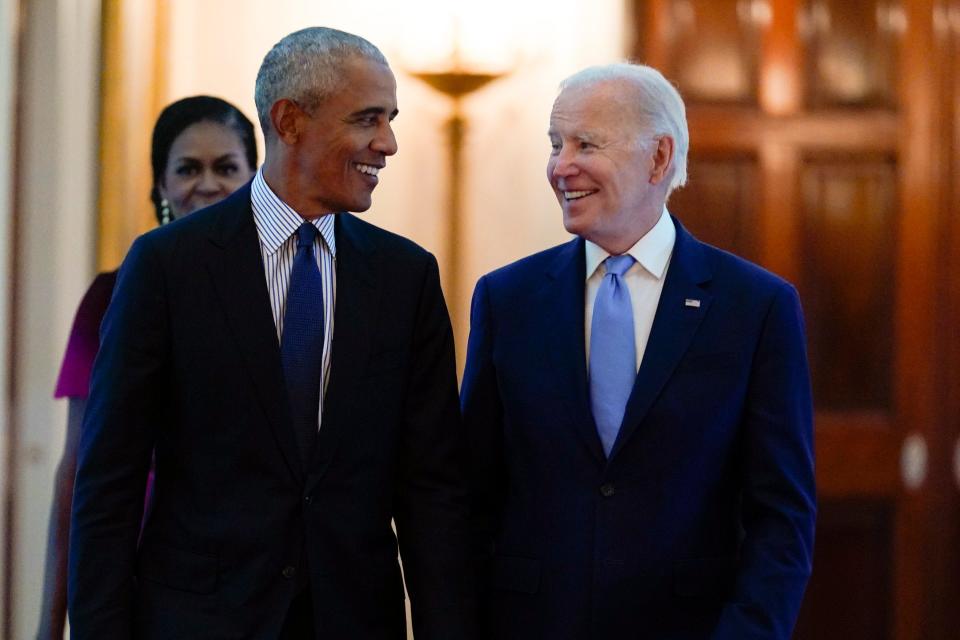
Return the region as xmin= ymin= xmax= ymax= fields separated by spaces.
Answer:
xmin=411 ymin=68 xmax=504 ymax=362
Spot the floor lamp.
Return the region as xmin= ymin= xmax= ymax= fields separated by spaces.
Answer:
xmin=410 ymin=68 xmax=505 ymax=359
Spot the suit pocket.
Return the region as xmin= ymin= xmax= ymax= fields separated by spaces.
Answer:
xmin=673 ymin=556 xmax=736 ymax=598
xmin=491 ymin=555 xmax=541 ymax=594
xmin=137 ymin=542 xmax=218 ymax=594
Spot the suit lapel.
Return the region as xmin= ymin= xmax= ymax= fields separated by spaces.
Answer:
xmin=543 ymin=238 xmax=607 ymax=466
xmin=204 ymin=184 xmax=303 ymax=485
xmin=609 ymin=218 xmax=714 ymax=460
xmin=309 ymin=213 xmax=378 ymax=484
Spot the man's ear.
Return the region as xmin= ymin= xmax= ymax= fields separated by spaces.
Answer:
xmin=649 ymin=135 xmax=675 ymax=185
xmin=270 ymin=99 xmax=304 ymax=145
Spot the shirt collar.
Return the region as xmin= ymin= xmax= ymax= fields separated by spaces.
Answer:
xmin=251 ymin=169 xmax=337 ymax=257
xmin=585 ymin=205 xmax=676 ymax=280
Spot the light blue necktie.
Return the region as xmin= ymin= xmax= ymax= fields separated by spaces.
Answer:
xmin=281 ymin=222 xmax=324 ymax=468
xmin=589 ymin=254 xmax=637 ymax=457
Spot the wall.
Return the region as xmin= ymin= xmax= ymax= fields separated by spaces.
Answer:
xmin=0 ymin=0 xmax=20 ymax=634
xmin=9 ymin=0 xmax=100 ymax=637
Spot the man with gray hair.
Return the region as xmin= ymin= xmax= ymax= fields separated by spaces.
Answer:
xmin=70 ymin=27 xmax=476 ymax=639
xmin=462 ymin=62 xmax=815 ymax=638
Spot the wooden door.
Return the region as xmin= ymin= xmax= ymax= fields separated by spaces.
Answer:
xmin=632 ymin=1 xmax=960 ymax=638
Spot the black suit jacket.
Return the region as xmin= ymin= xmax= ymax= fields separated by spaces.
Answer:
xmin=69 ymin=184 xmax=476 ymax=639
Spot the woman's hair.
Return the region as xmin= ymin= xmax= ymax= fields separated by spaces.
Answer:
xmin=150 ymin=95 xmax=258 ymax=223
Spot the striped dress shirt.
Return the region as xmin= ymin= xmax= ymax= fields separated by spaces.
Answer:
xmin=251 ymin=169 xmax=336 ymax=429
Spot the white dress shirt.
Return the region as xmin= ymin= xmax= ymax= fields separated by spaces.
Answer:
xmin=585 ymin=207 xmax=676 ymax=371
xmin=251 ymin=169 xmax=336 ymax=428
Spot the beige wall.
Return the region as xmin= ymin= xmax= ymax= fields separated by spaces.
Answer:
xmin=0 ymin=0 xmax=19 ymax=632
xmin=8 ymin=1 xmax=101 ymax=637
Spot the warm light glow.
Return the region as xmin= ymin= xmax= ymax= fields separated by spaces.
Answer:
xmin=737 ymin=0 xmax=772 ymax=29
xmin=818 ymin=43 xmax=870 ymax=101
xmin=391 ymin=0 xmax=550 ymax=73
xmin=762 ymin=63 xmax=798 ymax=115
xmin=876 ymin=3 xmax=907 ymax=36
xmin=811 ymin=0 xmax=831 ymax=32
xmin=671 ymin=0 xmax=696 ymax=32
xmin=681 ymin=46 xmax=750 ymax=100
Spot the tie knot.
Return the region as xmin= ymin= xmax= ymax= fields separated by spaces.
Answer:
xmin=604 ymin=254 xmax=635 ymax=278
xmin=295 ymin=222 xmax=318 ymax=249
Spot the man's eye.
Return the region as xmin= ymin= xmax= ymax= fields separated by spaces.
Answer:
xmin=579 ymin=141 xmax=595 ymax=150
xmin=550 ymin=141 xmax=562 ymax=153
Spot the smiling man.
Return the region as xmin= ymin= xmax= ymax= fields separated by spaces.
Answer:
xmin=462 ymin=63 xmax=815 ymax=639
xmin=69 ymin=27 xmax=476 ymax=640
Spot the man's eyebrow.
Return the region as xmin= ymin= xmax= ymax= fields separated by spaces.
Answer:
xmin=546 ymin=130 xmax=600 ymax=142
xmin=348 ymin=106 xmax=400 ymax=119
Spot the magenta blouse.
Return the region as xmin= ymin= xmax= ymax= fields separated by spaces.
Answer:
xmin=54 ymin=270 xmax=155 ymax=517
xmin=54 ymin=271 xmax=118 ymax=399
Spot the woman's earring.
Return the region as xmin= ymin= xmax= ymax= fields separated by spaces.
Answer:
xmin=160 ymin=198 xmax=173 ymax=225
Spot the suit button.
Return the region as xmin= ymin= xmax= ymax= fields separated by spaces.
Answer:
xmin=304 ymin=495 xmax=313 ymax=504
xmin=600 ymin=483 xmax=615 ymax=497
xmin=282 ymin=565 xmax=296 ymax=579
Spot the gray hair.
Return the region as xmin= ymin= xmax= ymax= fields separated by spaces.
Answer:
xmin=559 ymin=63 xmax=689 ymax=193
xmin=254 ymin=27 xmax=388 ymax=138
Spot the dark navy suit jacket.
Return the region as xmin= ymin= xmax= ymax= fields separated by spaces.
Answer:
xmin=461 ymin=218 xmax=815 ymax=639
xmin=68 ymin=184 xmax=476 ymax=639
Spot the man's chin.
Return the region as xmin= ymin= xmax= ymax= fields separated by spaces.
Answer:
xmin=349 ymin=198 xmax=373 ymax=213
xmin=562 ymin=211 xmax=590 ymax=238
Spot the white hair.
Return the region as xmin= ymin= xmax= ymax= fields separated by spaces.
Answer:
xmin=559 ymin=63 xmax=689 ymax=193
xmin=254 ymin=27 xmax=388 ymax=138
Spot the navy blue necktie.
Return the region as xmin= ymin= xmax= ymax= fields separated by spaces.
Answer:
xmin=589 ymin=254 xmax=637 ymax=457
xmin=281 ymin=222 xmax=324 ymax=467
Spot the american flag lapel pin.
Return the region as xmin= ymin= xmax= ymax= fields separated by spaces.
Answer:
xmin=684 ymin=298 xmax=701 ymax=308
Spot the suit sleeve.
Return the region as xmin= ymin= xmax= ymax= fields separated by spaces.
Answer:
xmin=460 ymin=276 xmax=506 ymax=554
xmin=393 ymin=255 xmax=478 ymax=640
xmin=68 ymin=236 xmax=168 ymax=639
xmin=713 ymin=283 xmax=816 ymax=640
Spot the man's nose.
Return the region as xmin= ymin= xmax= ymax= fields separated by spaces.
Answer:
xmin=551 ymin=148 xmax=579 ymax=179
xmin=372 ymin=124 xmax=398 ymax=156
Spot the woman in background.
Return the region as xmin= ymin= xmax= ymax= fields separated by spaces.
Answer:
xmin=37 ymin=95 xmax=258 ymax=639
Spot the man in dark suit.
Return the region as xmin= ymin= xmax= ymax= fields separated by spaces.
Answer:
xmin=69 ymin=27 xmax=475 ymax=639
xmin=461 ymin=63 xmax=815 ymax=639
